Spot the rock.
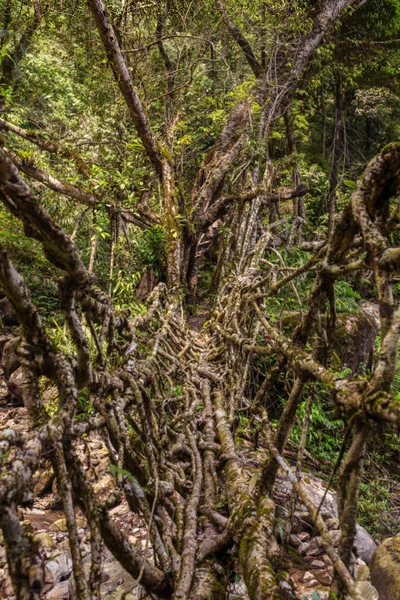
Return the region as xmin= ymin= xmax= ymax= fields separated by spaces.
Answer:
xmin=93 ymin=474 xmax=116 ymax=503
xmin=356 ymin=563 xmax=370 ymax=582
xmin=328 ymin=529 xmax=341 ymax=546
xmin=281 ymin=304 xmax=379 ymax=375
xmin=331 ymin=308 xmax=378 ymax=374
xmin=0 ymin=378 xmax=8 ymax=403
xmin=345 ymin=580 xmax=379 ymax=600
xmin=274 ymin=472 xmax=338 ymax=523
xmin=96 ymin=560 xmax=140 ymax=598
xmin=32 ymin=464 xmax=54 ymax=497
xmin=1 ymin=336 xmax=20 ymax=378
xmin=289 ymin=534 xmax=301 ymax=547
xmin=110 ymin=503 xmax=130 ymax=516
xmin=307 ymin=546 xmax=324 ymax=557
xmin=325 ymin=517 xmax=339 ymax=530
xmin=36 ymin=532 xmax=55 ymax=549
xmin=370 ymin=535 xmax=400 ymax=600
xmin=0 ymin=297 xmax=18 ymax=327
xmin=44 ymin=551 xmax=73 ymax=586
xmin=314 ymin=570 xmax=332 ymax=585
xmin=322 ymin=554 xmax=332 ymax=566
xmin=46 ymin=580 xmax=70 ymax=600
xmin=299 ymin=542 xmax=311 ymax=555
xmin=50 ymin=517 xmax=86 ymax=532
xmin=310 ymin=560 xmax=325 ymax=569
xmin=354 ymin=524 xmax=377 ymax=564
xmin=7 ymin=367 xmax=30 ymax=407
xmin=302 ymin=571 xmax=314 ymax=582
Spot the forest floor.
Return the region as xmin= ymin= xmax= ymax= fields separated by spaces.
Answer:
xmin=0 ymin=309 xmax=399 ymax=599
xmin=0 ymin=397 xmax=379 ymax=600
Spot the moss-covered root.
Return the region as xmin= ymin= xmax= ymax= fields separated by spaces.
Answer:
xmin=239 ymin=497 xmax=292 ymax=600
xmin=189 ymin=560 xmax=228 ymax=600
xmin=213 ymin=391 xmax=289 ymax=599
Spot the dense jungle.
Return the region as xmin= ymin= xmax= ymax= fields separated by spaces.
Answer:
xmin=1 ymin=1 xmax=400 ymax=599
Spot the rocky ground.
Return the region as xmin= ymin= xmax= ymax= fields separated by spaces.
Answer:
xmin=0 ymin=313 xmax=391 ymax=600
xmin=0 ymin=398 xmax=382 ymax=600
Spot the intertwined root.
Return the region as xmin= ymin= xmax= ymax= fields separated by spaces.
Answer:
xmin=1 ymin=144 xmax=400 ymax=599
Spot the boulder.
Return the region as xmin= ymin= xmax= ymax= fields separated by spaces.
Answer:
xmin=354 ymin=523 xmax=377 ymax=564
xmin=274 ymin=471 xmax=377 ymax=563
xmin=93 ymin=474 xmax=117 ymax=503
xmin=274 ymin=471 xmax=338 ymax=524
xmin=0 ymin=297 xmax=18 ymax=327
xmin=36 ymin=532 xmax=55 ymax=550
xmin=44 ymin=551 xmax=73 ymax=586
xmin=280 ymin=303 xmax=379 ymax=375
xmin=46 ymin=580 xmax=70 ymax=600
xmin=346 ymin=581 xmax=379 ymax=600
xmin=50 ymin=518 xmax=85 ymax=532
xmin=370 ymin=535 xmax=400 ymax=600
xmin=331 ymin=307 xmax=378 ymax=374
xmin=1 ymin=336 xmax=20 ymax=379
xmin=6 ymin=366 xmax=29 ymax=406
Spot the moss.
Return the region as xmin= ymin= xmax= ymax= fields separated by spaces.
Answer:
xmin=370 ymin=536 xmax=400 ymax=600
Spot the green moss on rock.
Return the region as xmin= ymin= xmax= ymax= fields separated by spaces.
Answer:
xmin=370 ymin=536 xmax=400 ymax=600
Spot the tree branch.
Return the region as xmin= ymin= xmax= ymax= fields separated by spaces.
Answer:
xmin=87 ymin=0 xmax=163 ymax=177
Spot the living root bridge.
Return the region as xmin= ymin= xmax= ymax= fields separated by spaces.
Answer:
xmin=1 ymin=144 xmax=400 ymax=599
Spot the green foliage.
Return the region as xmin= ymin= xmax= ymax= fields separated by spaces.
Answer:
xmin=334 ymin=280 xmax=361 ymax=312
xmin=289 ymin=388 xmax=344 ymax=462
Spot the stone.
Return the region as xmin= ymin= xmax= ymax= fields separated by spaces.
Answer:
xmin=93 ymin=474 xmax=116 ymax=502
xmin=354 ymin=523 xmax=377 ymax=564
xmin=298 ymin=532 xmax=311 ymax=542
xmin=44 ymin=551 xmax=73 ymax=585
xmin=325 ymin=517 xmax=339 ymax=530
xmin=50 ymin=517 xmax=85 ymax=532
xmin=345 ymin=581 xmax=379 ymax=600
xmin=0 ymin=379 xmax=7 ymax=403
xmin=298 ymin=542 xmax=311 ymax=555
xmin=274 ymin=471 xmax=338 ymax=523
xmin=370 ymin=535 xmax=400 ymax=600
xmin=356 ymin=564 xmax=370 ymax=581
xmin=46 ymin=580 xmax=70 ymax=600
xmin=1 ymin=336 xmax=20 ymax=379
xmin=32 ymin=465 xmax=54 ymax=497
xmin=36 ymin=532 xmax=55 ymax=549
xmin=98 ymin=560 xmax=140 ymax=598
xmin=307 ymin=546 xmax=324 ymax=557
xmin=6 ymin=367 xmax=30 ymax=407
xmin=302 ymin=571 xmax=314 ymax=582
xmin=310 ymin=560 xmax=325 ymax=569
xmin=328 ymin=529 xmax=341 ymax=546
xmin=21 ymin=520 xmax=34 ymax=535
xmin=0 ymin=297 xmax=19 ymax=327
xmin=289 ymin=534 xmax=301 ymax=547
xmin=314 ymin=570 xmax=332 ymax=585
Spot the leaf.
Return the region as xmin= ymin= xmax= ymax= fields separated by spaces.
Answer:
xmin=343 ymin=179 xmax=357 ymax=189
xmin=109 ymin=464 xmax=135 ymax=482
xmin=248 ymin=471 xmax=258 ymax=493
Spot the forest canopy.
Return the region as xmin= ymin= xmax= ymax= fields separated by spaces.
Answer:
xmin=1 ymin=1 xmax=400 ymax=599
